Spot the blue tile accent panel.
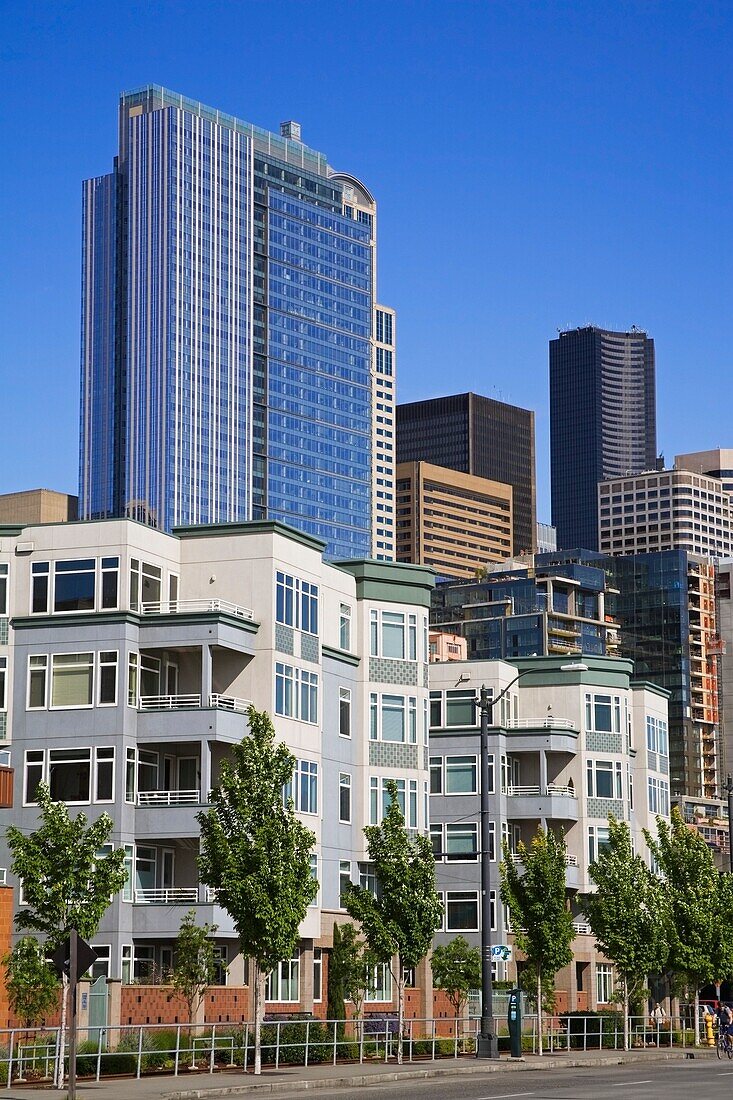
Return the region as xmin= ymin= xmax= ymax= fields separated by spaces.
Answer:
xmin=585 ymin=731 xmax=623 ymax=753
xmin=275 ymin=623 xmax=294 ymax=655
xmin=369 ymin=742 xmax=419 ymax=769
xmin=368 ymin=657 xmax=418 ymax=686
xmin=300 ymin=633 xmax=320 ymax=664
xmin=0 ymin=619 xmax=7 ymax=646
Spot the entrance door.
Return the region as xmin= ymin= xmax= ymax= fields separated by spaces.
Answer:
xmin=88 ymin=973 xmax=108 ymax=1037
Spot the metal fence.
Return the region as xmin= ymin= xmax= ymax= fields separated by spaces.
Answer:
xmin=0 ymin=1013 xmax=705 ymax=1086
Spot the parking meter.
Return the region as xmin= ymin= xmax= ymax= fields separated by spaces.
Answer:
xmin=508 ymin=988 xmax=523 ymax=1059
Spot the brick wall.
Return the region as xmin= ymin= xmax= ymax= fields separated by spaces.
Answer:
xmin=120 ymin=985 xmax=189 ymax=1026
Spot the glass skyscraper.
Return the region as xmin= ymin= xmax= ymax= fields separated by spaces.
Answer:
xmin=79 ymin=86 xmax=396 ymax=560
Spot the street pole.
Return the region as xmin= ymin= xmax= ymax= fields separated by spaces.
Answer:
xmin=69 ymin=928 xmax=78 ymax=1100
xmin=477 ymin=684 xmax=499 ymax=1058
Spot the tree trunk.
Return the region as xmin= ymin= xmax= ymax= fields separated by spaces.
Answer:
xmin=56 ymin=971 xmax=68 ymax=1089
xmin=253 ymin=964 xmax=265 ymax=1075
xmin=537 ymin=973 xmax=543 ymax=1056
xmin=396 ymin=963 xmax=404 ymax=1065
xmin=694 ymin=987 xmax=700 ymax=1047
xmin=623 ymin=976 xmax=629 ymax=1052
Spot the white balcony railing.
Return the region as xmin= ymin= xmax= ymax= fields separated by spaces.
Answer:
xmin=505 ymin=784 xmax=578 ymax=798
xmin=507 ymin=853 xmax=579 ymax=867
xmin=139 ymin=598 xmax=254 ymax=620
xmin=504 ymin=717 xmax=577 ymax=731
xmin=137 ymin=790 xmax=200 ymax=807
xmin=139 ymin=694 xmax=202 ymax=710
xmin=134 ymin=888 xmax=199 ymax=905
xmin=209 ymin=693 xmax=253 ymax=713
xmin=0 ymin=868 xmax=6 ymax=886
xmin=572 ymin=921 xmax=591 ymax=935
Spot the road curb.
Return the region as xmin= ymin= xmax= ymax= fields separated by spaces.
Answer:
xmin=164 ymin=1049 xmax=710 ymax=1098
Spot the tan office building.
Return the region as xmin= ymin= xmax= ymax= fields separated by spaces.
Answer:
xmin=395 ymin=461 xmax=512 ymax=579
xmin=0 ymin=489 xmax=77 ymax=525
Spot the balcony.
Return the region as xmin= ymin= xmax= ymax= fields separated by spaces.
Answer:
xmin=505 ymin=783 xmax=579 ymax=822
xmin=572 ymin=921 xmax=591 ymax=935
xmin=137 ymin=790 xmax=201 ymax=807
xmin=140 ymin=598 xmax=254 ymax=620
xmin=505 ymin=717 xmax=576 ymax=731
xmin=134 ymin=887 xmax=198 ymax=905
xmin=507 ymin=851 xmax=579 ymax=889
xmin=136 ymin=694 xmax=253 ymax=744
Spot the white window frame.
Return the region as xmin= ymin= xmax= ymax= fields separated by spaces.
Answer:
xmin=369 ymin=776 xmax=417 ymax=828
xmin=275 ymin=663 xmax=318 ymax=724
xmin=0 ymin=563 xmax=8 ymax=617
xmin=339 ymin=772 xmax=352 ymax=824
xmin=588 ymin=825 xmax=611 ymax=864
xmin=97 ymin=651 xmax=118 ymax=707
xmin=444 ymin=754 xmax=478 ymax=795
xmin=364 ymin=962 xmax=393 ymax=1003
xmin=369 ymin=692 xmax=417 ymax=744
xmin=586 ymin=758 xmax=623 ymax=800
xmin=49 ymin=652 xmax=94 ymax=710
xmin=596 ymin=963 xmax=614 ymax=1004
xmin=339 ymin=604 xmax=351 ymax=651
xmin=444 ymin=822 xmax=479 ymax=862
xmin=429 ymin=689 xmax=479 ymax=730
xmin=93 ymin=746 xmax=115 ymax=803
xmin=285 ymin=759 xmax=319 ymax=815
xmin=0 ymin=657 xmax=6 ymax=712
xmin=339 ymin=687 xmax=351 ymax=738
xmin=585 ymin=692 xmax=622 ymax=735
xmin=266 ymin=952 xmax=300 ymax=1003
xmin=275 ymin=571 xmax=319 ymax=636
xmin=445 ymin=890 xmax=483 ymax=932
xmin=369 ymin=609 xmax=417 ymax=661
xmin=313 ymin=947 xmax=322 ymax=1003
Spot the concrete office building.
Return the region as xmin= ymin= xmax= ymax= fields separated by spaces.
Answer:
xmin=396 ymin=393 xmax=536 ymax=557
xmin=537 ymin=522 xmax=557 ymax=554
xmin=0 ymin=517 xmax=433 ymax=1026
xmin=428 ymin=655 xmax=670 ymax=1012
xmin=550 ymin=326 xmax=656 ymax=551
xmin=676 ymin=448 xmax=733 ymax=494
xmin=80 ymin=85 xmax=395 ymax=561
xmin=598 ymin=466 xmax=733 ymax=559
xmin=395 ymin=461 xmax=513 ymax=579
xmin=0 ymin=490 xmax=77 ymax=525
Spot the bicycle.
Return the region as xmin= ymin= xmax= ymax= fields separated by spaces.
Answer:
xmin=716 ymin=1024 xmax=733 ymax=1059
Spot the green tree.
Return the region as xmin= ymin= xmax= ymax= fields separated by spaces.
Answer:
xmin=644 ymin=806 xmax=733 ymax=1042
xmin=344 ymin=781 xmax=443 ymax=1064
xmin=500 ymin=829 xmax=574 ymax=1055
xmin=171 ymin=910 xmax=219 ymax=1027
xmin=583 ymin=816 xmax=671 ymax=1050
xmin=196 ymin=707 xmax=317 ymax=1075
xmin=3 ymin=936 xmax=60 ymax=1027
xmin=7 ymin=783 xmax=127 ymax=1085
xmin=431 ymin=936 xmax=481 ymax=1023
xmin=327 ymin=922 xmax=377 ymax=1035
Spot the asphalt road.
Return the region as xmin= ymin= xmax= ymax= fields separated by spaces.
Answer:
xmin=282 ymin=1058 xmax=733 ymax=1100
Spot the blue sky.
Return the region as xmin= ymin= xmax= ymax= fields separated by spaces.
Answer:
xmin=1 ymin=0 xmax=731 ymax=520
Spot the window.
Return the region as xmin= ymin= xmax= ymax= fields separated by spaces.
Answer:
xmin=370 ymin=610 xmax=416 ymax=660
xmin=313 ymin=948 xmax=322 ymax=1002
xmin=586 ymin=759 xmax=622 ymax=800
xmin=648 ymin=776 xmax=670 ymax=816
xmin=430 ymin=823 xmax=443 ymax=858
xmin=445 ymin=823 xmax=478 ymax=862
xmin=429 ymin=689 xmax=478 ymax=729
xmin=123 ymin=845 xmax=134 ymax=900
xmin=49 ymin=747 xmax=92 ymax=803
xmin=365 ymin=962 xmax=393 ymax=1002
xmin=445 ymin=891 xmax=480 ymax=931
xmin=339 ymin=773 xmax=351 ymax=823
xmin=339 ymin=860 xmax=352 ymax=906
xmin=585 ymin=693 xmax=621 ymax=734
xmin=445 ymin=755 xmax=478 ymax=795
xmin=276 ymin=572 xmax=319 ymax=635
xmin=430 ymin=757 xmax=442 ymax=794
xmin=376 ymin=309 xmax=393 ymax=346
xmin=0 ymin=657 xmax=5 ymax=711
xmin=339 ymin=688 xmax=351 ymax=737
xmin=98 ymin=651 xmax=118 ymax=706
xmin=266 ymin=953 xmax=300 ymax=1002
xmin=370 ymin=777 xmax=417 ymax=828
xmin=24 ymin=750 xmax=44 ymax=804
xmin=309 ymin=854 xmax=319 ymax=906
xmin=339 ymin=604 xmax=351 ymax=651
xmin=0 ymin=563 xmax=7 ymax=615
xmin=51 ymin=653 xmax=93 ymax=708
xmin=130 ymin=559 xmax=161 ymax=610
xmin=646 ymin=715 xmax=669 ymax=756
xmin=588 ymin=825 xmax=611 ymax=864
xmin=121 ymin=944 xmax=132 ymax=984
xmin=128 ymin=653 xmax=139 ymax=707
xmin=94 ymin=747 xmax=115 ymax=802
xmin=31 ymin=557 xmax=120 ymax=615
xmin=284 ymin=759 xmax=318 ymax=815
xmin=212 ymin=946 xmax=228 ymax=986
xmin=275 ymin=664 xmax=318 ymax=723
xmin=370 ymin=693 xmax=417 ymax=743
xmin=359 ymin=862 xmax=378 ymax=896
xmin=596 ymin=963 xmax=614 ymax=1004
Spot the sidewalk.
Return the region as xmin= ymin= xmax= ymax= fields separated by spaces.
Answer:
xmin=0 ymin=1046 xmax=718 ymax=1100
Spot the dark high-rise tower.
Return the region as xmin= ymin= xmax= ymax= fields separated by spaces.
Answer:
xmin=396 ymin=393 xmax=536 ymax=554
xmin=550 ymin=326 xmax=656 ymax=550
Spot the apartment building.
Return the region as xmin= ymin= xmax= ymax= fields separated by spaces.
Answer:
xmin=430 ymin=554 xmax=620 ymax=662
xmin=0 ymin=518 xmax=433 ymax=1026
xmin=428 ymin=655 xmax=670 ymax=1012
xmin=598 ymin=466 xmax=733 ymax=559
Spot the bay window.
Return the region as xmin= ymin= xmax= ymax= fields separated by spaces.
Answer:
xmin=370 ymin=693 xmax=417 ymax=743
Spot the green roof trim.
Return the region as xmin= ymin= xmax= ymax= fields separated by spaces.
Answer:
xmin=629 ymin=679 xmax=672 ymax=700
xmin=334 ymin=559 xmax=436 ymax=608
xmin=12 ymin=611 xmax=260 ymax=634
xmin=321 ymin=644 xmax=361 ymax=667
xmin=172 ymin=520 xmax=326 ymax=554
xmin=501 ymin=654 xmax=636 ymax=690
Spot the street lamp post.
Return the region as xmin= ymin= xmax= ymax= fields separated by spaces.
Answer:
xmin=474 ymin=662 xmax=588 ymax=1059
